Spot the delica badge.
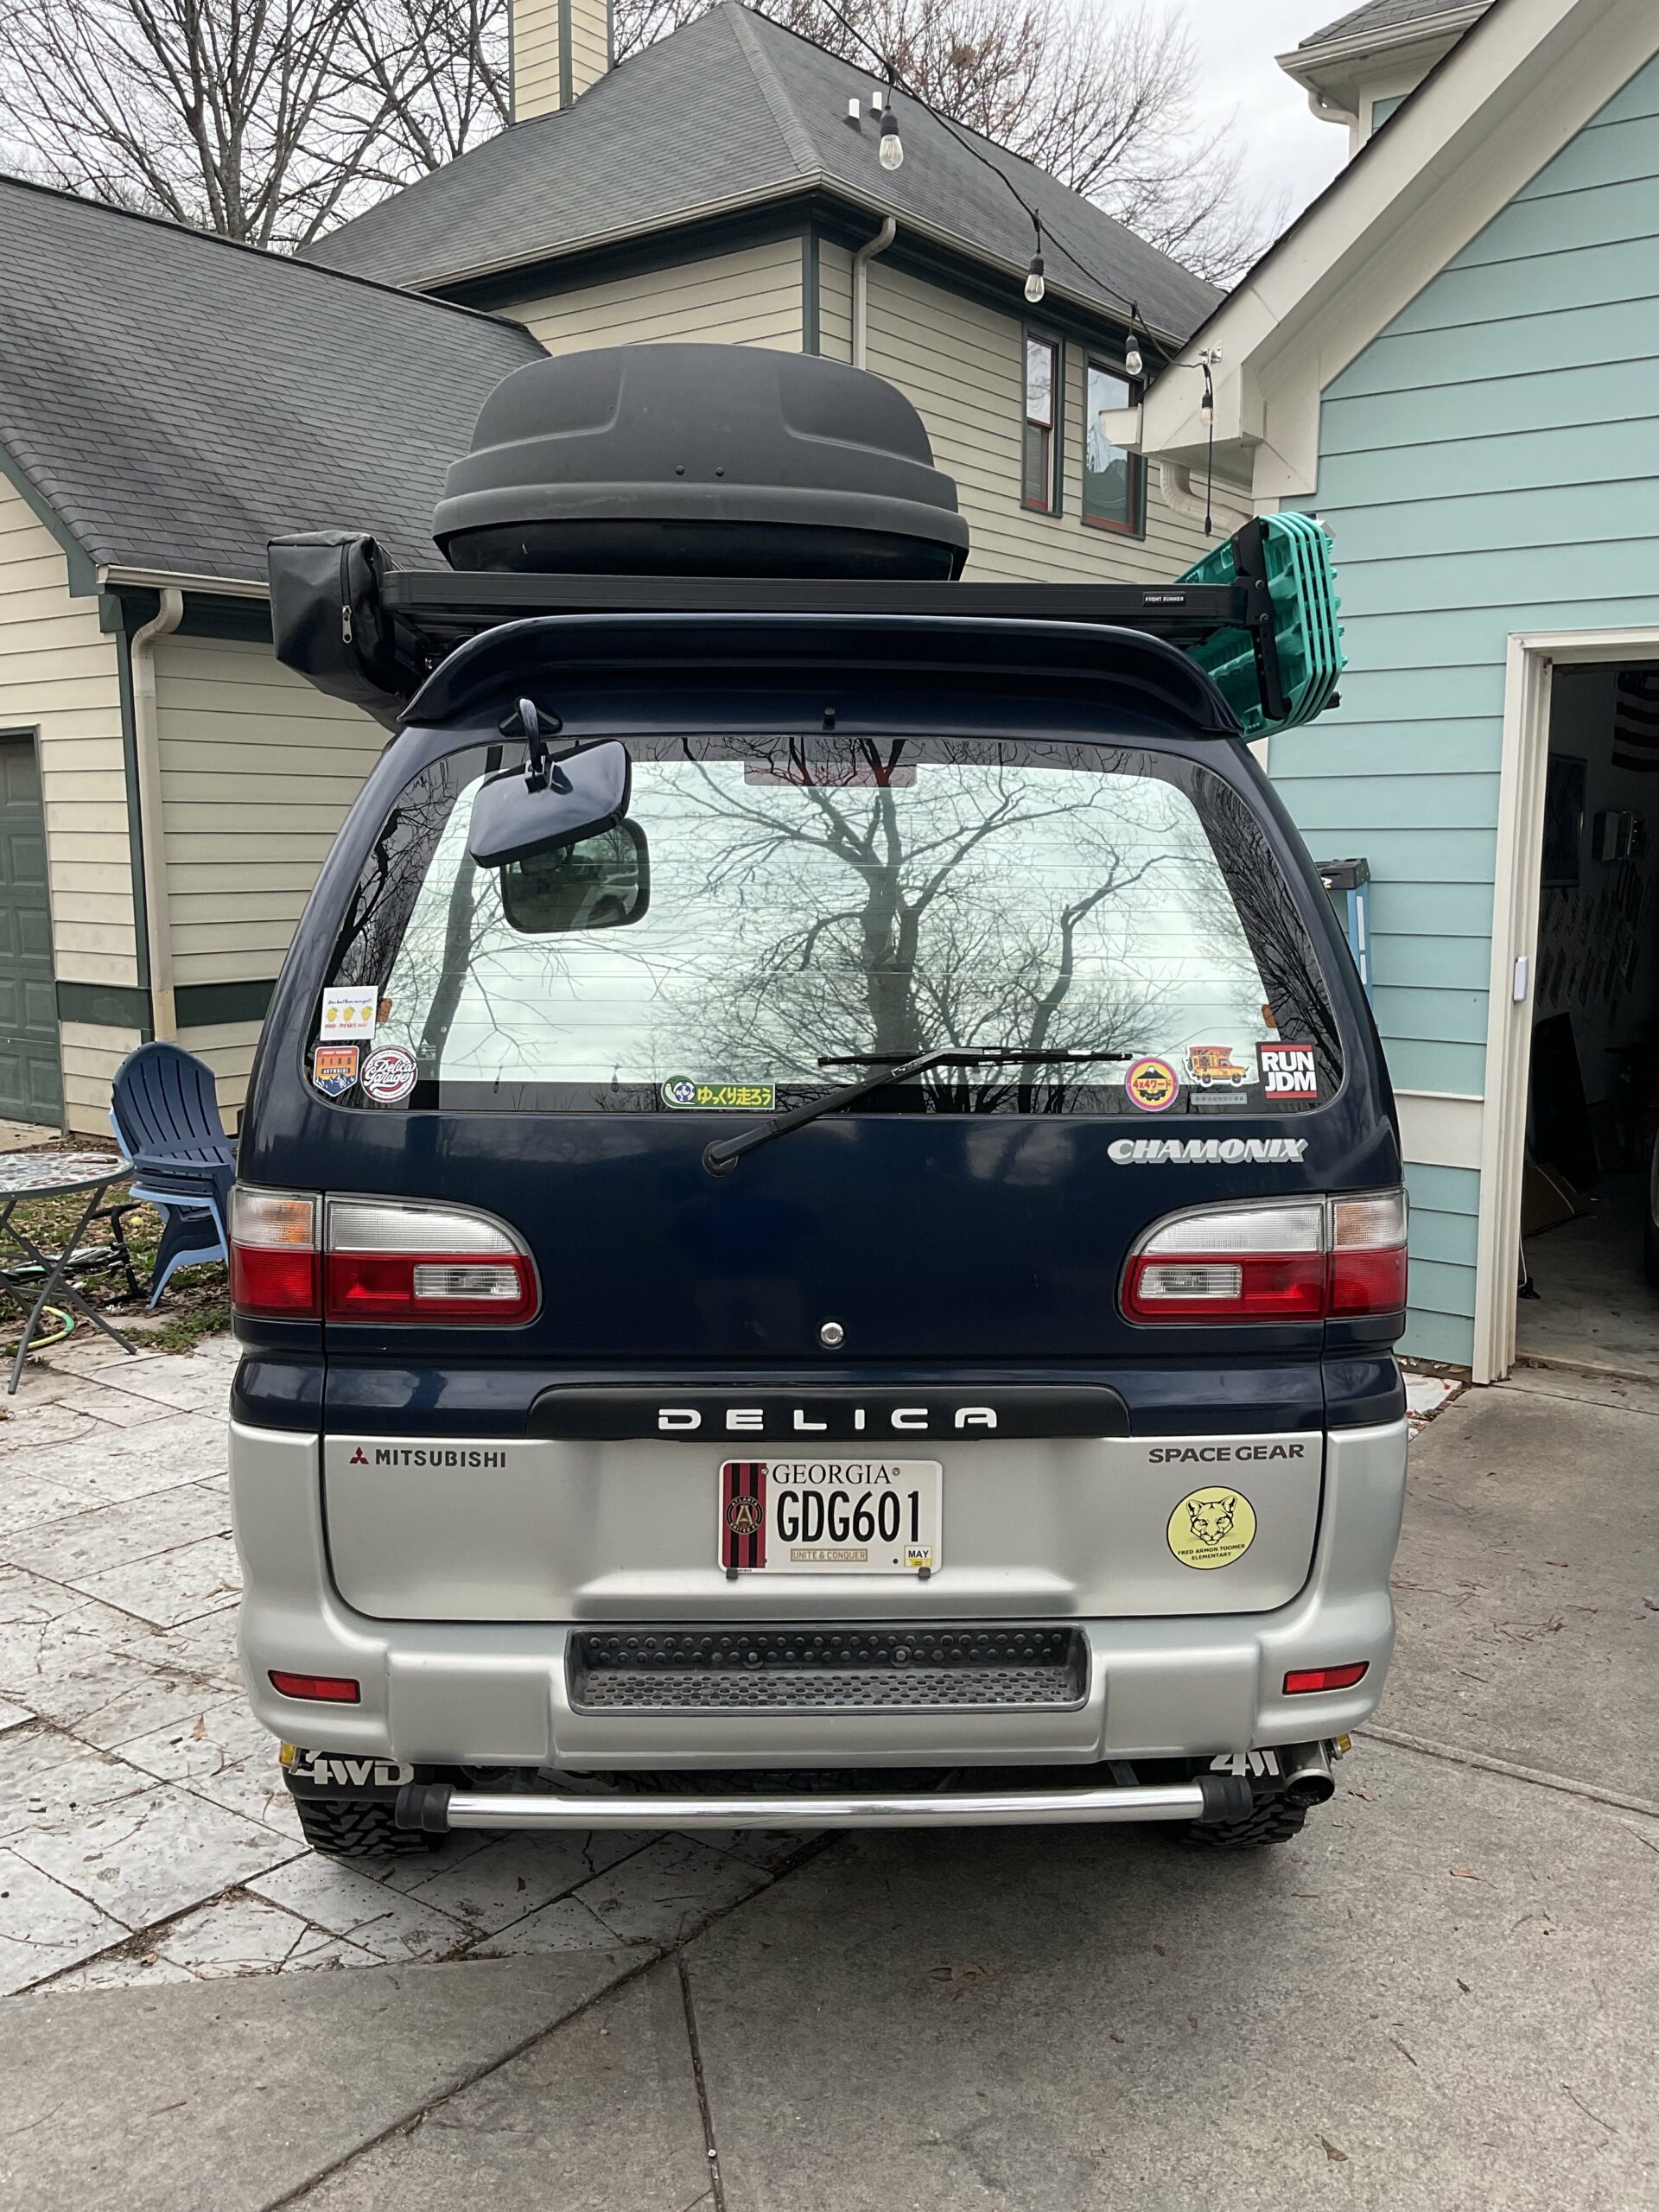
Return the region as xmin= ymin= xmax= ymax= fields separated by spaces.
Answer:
xmin=1260 ymin=1043 xmax=1319 ymax=1100
xmin=319 ymin=985 xmax=377 ymax=1043
xmin=661 ymin=1077 xmax=777 ymax=1111
xmin=1183 ymin=1044 xmax=1257 ymax=1090
xmin=311 ymin=1044 xmax=359 ymax=1099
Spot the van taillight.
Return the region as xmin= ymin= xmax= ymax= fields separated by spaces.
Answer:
xmin=230 ymin=1188 xmax=537 ymax=1324
xmin=1122 ymin=1192 xmax=1407 ymax=1325
xmin=229 ymin=1188 xmax=321 ymax=1317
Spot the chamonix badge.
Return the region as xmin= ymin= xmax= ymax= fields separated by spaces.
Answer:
xmin=1124 ymin=1056 xmax=1180 ymax=1113
xmin=1167 ymin=1488 xmax=1257 ymax=1571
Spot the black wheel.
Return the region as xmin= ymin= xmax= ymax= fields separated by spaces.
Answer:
xmin=293 ymin=1794 xmax=442 ymax=1861
xmin=1181 ymin=1794 xmax=1309 ymax=1850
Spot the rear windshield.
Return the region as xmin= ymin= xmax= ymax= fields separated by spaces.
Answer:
xmin=318 ymin=734 xmax=1342 ymax=1116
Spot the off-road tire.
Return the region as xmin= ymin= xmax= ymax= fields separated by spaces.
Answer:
xmin=293 ymin=1793 xmax=441 ymax=1861
xmin=1181 ymin=1794 xmax=1309 ymax=1849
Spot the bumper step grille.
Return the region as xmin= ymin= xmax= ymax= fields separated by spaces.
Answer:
xmin=569 ymin=1626 xmax=1087 ymax=1713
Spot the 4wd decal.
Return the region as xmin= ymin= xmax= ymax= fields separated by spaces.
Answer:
xmin=1108 ymin=1136 xmax=1308 ymax=1165
xmin=283 ymin=1749 xmax=415 ymax=1792
xmin=1260 ymin=1043 xmax=1319 ymax=1099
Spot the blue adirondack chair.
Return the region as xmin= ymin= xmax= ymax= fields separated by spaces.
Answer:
xmin=110 ymin=1044 xmax=237 ymax=1305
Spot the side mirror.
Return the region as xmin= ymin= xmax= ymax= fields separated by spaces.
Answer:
xmin=468 ymin=739 xmax=632 ymax=868
xmin=499 ymin=818 xmax=651 ymax=933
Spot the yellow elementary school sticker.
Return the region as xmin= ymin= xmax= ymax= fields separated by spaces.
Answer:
xmin=1167 ymin=1489 xmax=1257 ymax=1570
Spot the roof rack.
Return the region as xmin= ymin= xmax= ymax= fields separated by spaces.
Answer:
xmin=270 ymin=517 xmax=1344 ymax=739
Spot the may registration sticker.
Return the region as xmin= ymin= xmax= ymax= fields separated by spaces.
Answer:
xmin=720 ymin=1459 xmax=941 ymax=1573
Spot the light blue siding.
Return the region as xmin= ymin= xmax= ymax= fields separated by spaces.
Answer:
xmin=1274 ymin=48 xmax=1659 ymax=1364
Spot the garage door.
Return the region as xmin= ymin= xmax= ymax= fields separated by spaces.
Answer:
xmin=0 ymin=736 xmax=62 ymax=1125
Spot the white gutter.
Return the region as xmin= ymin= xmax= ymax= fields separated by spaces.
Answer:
xmin=1274 ymin=4 xmax=1489 ymax=79
xmin=129 ymin=589 xmax=184 ymax=1042
xmin=852 ymin=214 xmax=897 ymax=369
xmin=99 ymin=564 xmax=266 ymax=600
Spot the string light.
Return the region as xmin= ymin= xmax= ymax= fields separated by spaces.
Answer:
xmin=1024 ymin=214 xmax=1046 ymax=305
xmin=878 ymin=99 xmax=904 ymax=170
xmin=1124 ymin=305 xmax=1144 ymax=379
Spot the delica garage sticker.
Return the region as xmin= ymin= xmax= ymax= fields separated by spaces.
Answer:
xmin=360 ymin=1046 xmax=417 ymax=1104
xmin=661 ymin=1077 xmax=777 ymax=1111
xmin=1167 ymin=1488 xmax=1257 ymax=1571
xmin=1184 ymin=1044 xmax=1257 ymax=1090
xmin=1124 ymin=1056 xmax=1179 ymax=1113
xmin=1260 ymin=1043 xmax=1319 ymax=1099
xmin=310 ymin=1044 xmax=359 ymax=1099
xmin=319 ymin=985 xmax=378 ymax=1043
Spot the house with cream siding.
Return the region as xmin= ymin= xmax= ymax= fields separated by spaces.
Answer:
xmin=1134 ymin=0 xmax=1659 ymax=1379
xmin=0 ymin=0 xmax=1233 ymax=1135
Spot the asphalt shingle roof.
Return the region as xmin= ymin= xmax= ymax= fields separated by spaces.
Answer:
xmin=1301 ymin=0 xmax=1493 ymax=48
xmin=0 ymin=176 xmax=541 ymax=583
xmin=307 ymin=1 xmax=1217 ymax=340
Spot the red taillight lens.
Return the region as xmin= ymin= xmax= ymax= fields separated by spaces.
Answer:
xmin=1284 ymin=1662 xmax=1369 ymax=1694
xmin=1122 ymin=1192 xmax=1407 ymax=1325
xmin=231 ymin=1189 xmax=537 ymax=1325
xmin=1328 ymin=1193 xmax=1409 ymax=1314
xmin=322 ymin=1198 xmax=538 ymax=1325
xmin=269 ymin=1670 xmax=360 ymax=1702
xmin=230 ymin=1187 xmax=321 ymax=1318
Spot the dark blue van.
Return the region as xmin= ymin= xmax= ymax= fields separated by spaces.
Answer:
xmin=230 ymin=346 xmax=1408 ymax=1859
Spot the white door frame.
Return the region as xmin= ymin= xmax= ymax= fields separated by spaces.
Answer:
xmin=1471 ymin=624 xmax=1659 ymax=1382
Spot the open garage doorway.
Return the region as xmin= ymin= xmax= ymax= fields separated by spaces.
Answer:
xmin=1515 ymin=662 xmax=1659 ymax=1379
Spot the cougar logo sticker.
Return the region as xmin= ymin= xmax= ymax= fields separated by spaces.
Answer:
xmin=1167 ymin=1489 xmax=1257 ymax=1570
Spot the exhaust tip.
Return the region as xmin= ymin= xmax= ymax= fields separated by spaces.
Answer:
xmin=1281 ymin=1745 xmax=1337 ymax=1806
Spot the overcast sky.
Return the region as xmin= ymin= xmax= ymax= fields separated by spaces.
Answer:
xmin=1182 ymin=0 xmax=1352 ymax=226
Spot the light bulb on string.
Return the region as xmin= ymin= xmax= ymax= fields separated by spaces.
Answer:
xmin=878 ymin=102 xmax=904 ymax=170
xmin=1024 ymin=252 xmax=1046 ymax=305
xmin=1124 ymin=302 xmax=1143 ymax=379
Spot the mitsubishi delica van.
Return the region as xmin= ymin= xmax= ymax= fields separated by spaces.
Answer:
xmin=230 ymin=346 xmax=1408 ymax=1859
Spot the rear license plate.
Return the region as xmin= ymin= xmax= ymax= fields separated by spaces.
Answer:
xmin=720 ymin=1459 xmax=942 ymax=1573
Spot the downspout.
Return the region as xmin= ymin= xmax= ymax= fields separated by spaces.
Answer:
xmin=852 ymin=215 xmax=897 ymax=369
xmin=130 ymin=589 xmax=184 ymax=1041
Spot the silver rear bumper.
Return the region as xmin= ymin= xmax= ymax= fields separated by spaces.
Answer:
xmin=398 ymin=1773 xmax=1250 ymax=1831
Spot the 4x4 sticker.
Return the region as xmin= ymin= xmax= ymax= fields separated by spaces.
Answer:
xmin=360 ymin=1046 xmax=417 ymax=1103
xmin=1260 ymin=1043 xmax=1318 ymax=1099
xmin=661 ymin=1077 xmax=776 ymax=1110
xmin=1124 ymin=1056 xmax=1179 ymax=1112
xmin=1167 ymin=1488 xmax=1257 ymax=1570
xmin=311 ymin=1043 xmax=359 ymax=1098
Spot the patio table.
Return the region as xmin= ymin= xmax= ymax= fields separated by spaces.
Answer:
xmin=0 ymin=1150 xmax=137 ymax=1393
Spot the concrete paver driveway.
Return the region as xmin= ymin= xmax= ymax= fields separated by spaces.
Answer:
xmin=0 ymin=1351 xmax=1654 ymax=2210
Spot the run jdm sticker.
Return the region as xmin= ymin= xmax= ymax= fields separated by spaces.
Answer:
xmin=1124 ymin=1056 xmax=1180 ymax=1113
xmin=310 ymin=1043 xmax=359 ymax=1098
xmin=1260 ymin=1043 xmax=1319 ymax=1099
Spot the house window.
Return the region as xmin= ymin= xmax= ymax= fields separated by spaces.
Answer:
xmin=1084 ymin=360 xmax=1141 ymax=535
xmin=1369 ymin=92 xmax=1405 ymax=133
xmin=1022 ymin=334 xmax=1059 ymax=512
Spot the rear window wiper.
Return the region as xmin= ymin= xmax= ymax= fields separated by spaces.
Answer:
xmin=702 ymin=1049 xmax=1131 ymax=1178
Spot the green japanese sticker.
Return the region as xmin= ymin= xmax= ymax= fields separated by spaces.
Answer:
xmin=661 ymin=1077 xmax=776 ymax=1111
